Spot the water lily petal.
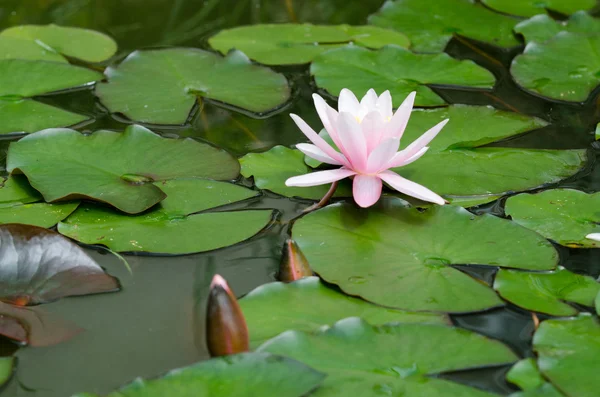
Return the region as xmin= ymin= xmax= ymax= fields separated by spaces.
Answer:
xmin=285 ymin=168 xmax=356 ymax=187
xmin=387 ymin=119 xmax=448 ymax=167
xmin=338 ymin=88 xmax=360 ymax=114
xmin=313 ymin=94 xmax=344 ymax=152
xmin=385 ymin=91 xmax=416 ymax=140
xmin=376 ymin=90 xmax=393 ymax=120
xmin=337 ymin=112 xmax=368 ymax=171
xmin=296 ymin=143 xmax=343 ymax=166
xmin=358 ymin=89 xmax=378 ymax=120
xmin=361 ymin=111 xmax=386 ymax=152
xmin=389 ymin=146 xmax=430 ymax=169
xmin=290 ymin=114 xmax=348 ymax=166
xmin=379 ymin=170 xmax=445 ymax=205
xmin=586 ymin=233 xmax=600 ymax=242
xmin=353 ymin=175 xmax=383 ymax=208
xmin=367 ymin=138 xmax=400 ymax=173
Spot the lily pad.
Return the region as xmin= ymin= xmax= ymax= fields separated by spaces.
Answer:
xmin=506 ymin=359 xmax=564 ymax=397
xmin=505 ymin=189 xmax=600 ymax=248
xmin=209 ymin=24 xmax=409 ymax=65
xmin=514 ymin=12 xmax=600 ymax=45
xmin=240 ymin=145 xmax=351 ymax=200
xmin=58 ymin=178 xmax=273 ymax=254
xmin=311 ymin=45 xmax=495 ymax=107
xmin=75 ymin=352 xmax=325 ymax=397
xmin=7 ymin=124 xmax=239 ymax=214
xmin=259 ymin=318 xmax=517 ymax=396
xmin=482 ymin=0 xmax=595 ymax=17
xmin=239 ymin=277 xmax=448 ymax=347
xmin=0 ymin=357 xmax=13 ymax=388
xmin=291 ymin=198 xmax=558 ymax=312
xmin=0 ymin=224 xmax=119 ymax=305
xmin=511 ymin=32 xmax=600 ymax=102
xmin=368 ymin=0 xmax=520 ymax=52
xmin=494 ymin=267 xmax=600 ymax=316
xmin=0 ymin=24 xmax=117 ymax=63
xmin=0 ymin=99 xmax=89 ymax=135
xmin=534 ymin=314 xmax=600 ymax=397
xmin=95 ymin=48 xmax=291 ymax=124
xmin=0 ymin=36 xmax=66 ymax=62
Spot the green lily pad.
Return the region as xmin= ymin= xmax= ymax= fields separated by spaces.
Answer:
xmin=0 ymin=357 xmax=13 ymax=388
xmin=505 ymin=189 xmax=600 ymax=248
xmin=209 ymin=23 xmax=409 ymax=65
xmin=1 ymin=24 xmax=117 ymax=63
xmin=7 ymin=125 xmax=240 ymax=214
xmin=511 ymin=32 xmax=600 ymax=102
xmin=506 ymin=359 xmax=564 ymax=397
xmin=240 ymin=277 xmax=448 ymax=347
xmin=0 ymin=99 xmax=88 ymax=135
xmin=73 ymin=352 xmax=325 ymax=397
xmin=368 ymin=0 xmax=520 ymax=52
xmin=58 ymin=178 xmax=273 ymax=254
xmin=240 ymin=145 xmax=351 ymax=200
xmin=291 ymin=198 xmax=558 ymax=312
xmin=514 ymin=12 xmax=600 ymax=45
xmin=534 ymin=314 xmax=600 ymax=397
xmin=482 ymin=0 xmax=595 ymax=17
xmin=311 ymin=45 xmax=495 ymax=107
xmin=259 ymin=318 xmax=518 ymax=396
xmin=494 ymin=267 xmax=600 ymax=316
xmin=95 ymin=48 xmax=291 ymax=125
xmin=0 ymin=36 xmax=66 ymax=62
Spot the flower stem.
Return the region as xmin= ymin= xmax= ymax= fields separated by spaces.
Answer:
xmin=303 ymin=181 xmax=338 ymax=213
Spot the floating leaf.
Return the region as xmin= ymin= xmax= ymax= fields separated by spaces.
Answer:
xmin=259 ymin=318 xmax=517 ymax=396
xmin=0 ymin=301 xmax=82 ymax=347
xmin=0 ymin=357 xmax=13 ymax=388
xmin=506 ymin=358 xmax=564 ymax=397
xmin=292 ymin=199 xmax=558 ymax=312
xmin=1 ymin=24 xmax=117 ymax=63
xmin=209 ymin=23 xmax=409 ymax=65
xmin=514 ymin=12 xmax=600 ymax=44
xmin=0 ymin=36 xmax=66 ymax=62
xmin=242 ymin=106 xmax=584 ymax=199
xmin=505 ymin=189 xmax=600 ymax=248
xmin=0 ymin=224 xmax=120 ymax=305
xmin=368 ymin=0 xmax=520 ymax=52
xmin=240 ymin=277 xmax=448 ymax=347
xmin=240 ymin=145 xmax=351 ymax=199
xmin=0 ymin=175 xmax=78 ymax=228
xmin=311 ymin=46 xmax=495 ymax=107
xmin=7 ymin=125 xmax=239 ymax=214
xmin=511 ymin=32 xmax=600 ymax=102
xmin=58 ymin=178 xmax=273 ymax=254
xmin=534 ymin=314 xmax=600 ymax=397
xmin=95 ymin=48 xmax=291 ymax=124
xmin=0 ymin=99 xmax=89 ymax=135
xmin=494 ymin=267 xmax=600 ymax=316
xmin=75 ymin=352 xmax=325 ymax=397
xmin=482 ymin=0 xmax=595 ymax=17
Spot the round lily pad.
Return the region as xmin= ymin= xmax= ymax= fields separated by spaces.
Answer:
xmin=311 ymin=45 xmax=495 ymax=107
xmin=58 ymin=178 xmax=273 ymax=254
xmin=259 ymin=318 xmax=518 ymax=396
xmin=74 ymin=352 xmax=325 ymax=397
xmin=511 ymin=32 xmax=600 ymax=102
xmin=494 ymin=267 xmax=600 ymax=316
xmin=515 ymin=11 xmax=600 ymax=45
xmin=482 ymin=0 xmax=596 ymax=17
xmin=0 ymin=36 xmax=66 ymax=62
xmin=505 ymin=189 xmax=600 ymax=248
xmin=0 ymin=99 xmax=89 ymax=135
xmin=7 ymin=124 xmax=240 ymax=214
xmin=368 ymin=0 xmax=520 ymax=52
xmin=506 ymin=359 xmax=564 ymax=397
xmin=95 ymin=48 xmax=291 ymax=124
xmin=240 ymin=277 xmax=448 ymax=347
xmin=534 ymin=314 xmax=600 ymax=397
xmin=0 ymin=357 xmax=13 ymax=389
xmin=291 ymin=198 xmax=558 ymax=312
xmin=0 ymin=24 xmax=117 ymax=63
xmin=209 ymin=23 xmax=409 ymax=65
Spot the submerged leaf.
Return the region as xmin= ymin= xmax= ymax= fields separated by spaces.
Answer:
xmin=0 ymin=224 xmax=120 ymax=305
xmin=7 ymin=125 xmax=239 ymax=214
xmin=0 ymin=357 xmax=13 ymax=389
xmin=209 ymin=23 xmax=409 ymax=65
xmin=96 ymin=48 xmax=291 ymax=124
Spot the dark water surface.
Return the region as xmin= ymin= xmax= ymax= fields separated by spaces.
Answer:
xmin=0 ymin=1 xmax=599 ymax=396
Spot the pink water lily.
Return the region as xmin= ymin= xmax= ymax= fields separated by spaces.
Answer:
xmin=285 ymin=88 xmax=449 ymax=208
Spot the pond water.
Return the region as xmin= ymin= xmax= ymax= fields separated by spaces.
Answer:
xmin=0 ymin=0 xmax=599 ymax=396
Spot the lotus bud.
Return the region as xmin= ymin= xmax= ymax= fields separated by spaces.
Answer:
xmin=278 ymin=239 xmax=313 ymax=282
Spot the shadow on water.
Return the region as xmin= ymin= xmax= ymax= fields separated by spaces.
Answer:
xmin=1 ymin=0 xmax=600 ymax=395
